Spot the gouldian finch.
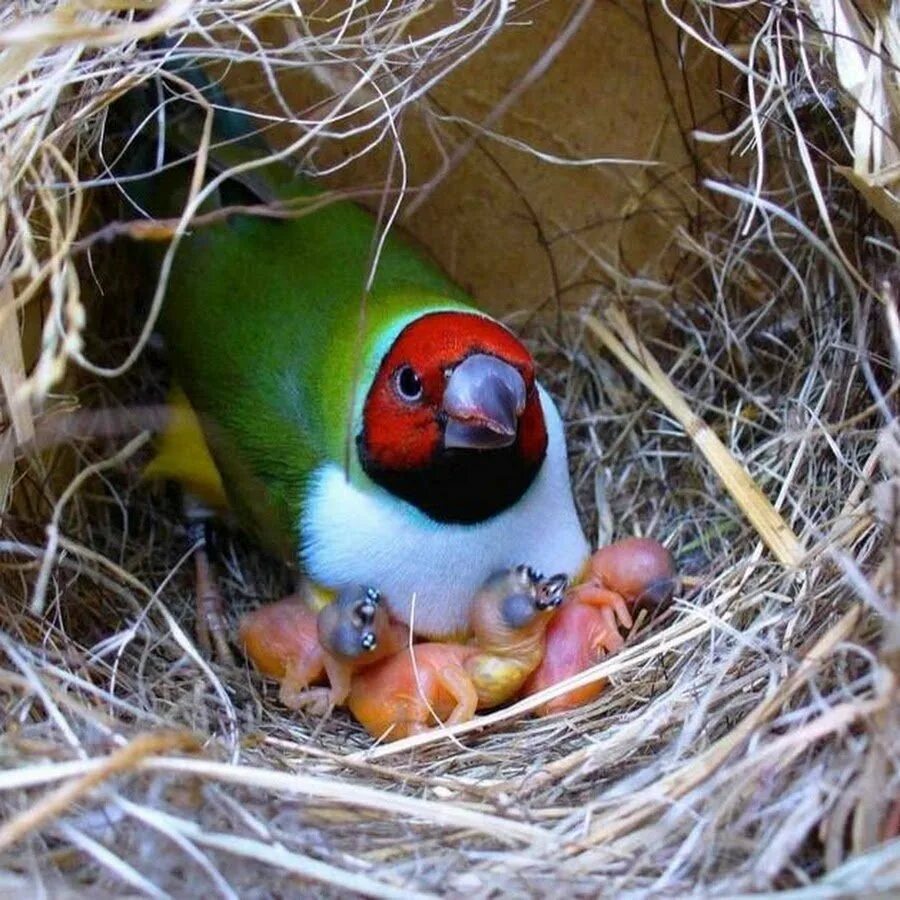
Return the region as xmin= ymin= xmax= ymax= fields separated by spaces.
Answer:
xmin=128 ymin=72 xmax=590 ymax=638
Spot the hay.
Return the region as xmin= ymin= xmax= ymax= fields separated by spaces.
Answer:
xmin=1 ymin=0 xmax=899 ymax=896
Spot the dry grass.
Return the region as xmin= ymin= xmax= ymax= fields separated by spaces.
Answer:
xmin=1 ymin=0 xmax=900 ymax=896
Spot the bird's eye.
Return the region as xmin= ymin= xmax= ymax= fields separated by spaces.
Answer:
xmin=395 ymin=365 xmax=423 ymax=402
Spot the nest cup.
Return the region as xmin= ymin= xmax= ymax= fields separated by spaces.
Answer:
xmin=1 ymin=1 xmax=899 ymax=895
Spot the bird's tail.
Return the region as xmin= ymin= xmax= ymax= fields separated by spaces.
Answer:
xmin=106 ymin=43 xmax=291 ymax=219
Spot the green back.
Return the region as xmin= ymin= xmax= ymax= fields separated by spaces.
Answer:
xmin=158 ymin=172 xmax=472 ymax=553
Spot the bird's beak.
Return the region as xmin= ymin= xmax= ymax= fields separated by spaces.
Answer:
xmin=443 ymin=353 xmax=527 ymax=450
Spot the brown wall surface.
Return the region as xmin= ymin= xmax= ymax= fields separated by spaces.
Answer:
xmin=227 ymin=1 xmax=736 ymax=316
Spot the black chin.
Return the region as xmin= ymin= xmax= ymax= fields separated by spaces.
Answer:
xmin=357 ymin=438 xmax=545 ymax=525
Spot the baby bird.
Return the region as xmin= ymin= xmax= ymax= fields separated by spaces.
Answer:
xmin=347 ymin=566 xmax=566 ymax=740
xmin=523 ymin=537 xmax=676 ymax=715
xmin=521 ymin=600 xmax=618 ymax=715
xmin=239 ymin=586 xmax=405 ymax=714
xmin=569 ymin=537 xmax=676 ymax=639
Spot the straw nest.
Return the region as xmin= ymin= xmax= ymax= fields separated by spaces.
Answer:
xmin=1 ymin=1 xmax=899 ymax=896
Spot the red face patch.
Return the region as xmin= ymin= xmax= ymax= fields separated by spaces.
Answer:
xmin=360 ymin=311 xmax=546 ymax=472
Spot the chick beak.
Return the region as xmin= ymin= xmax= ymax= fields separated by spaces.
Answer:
xmin=443 ymin=354 xmax=527 ymax=450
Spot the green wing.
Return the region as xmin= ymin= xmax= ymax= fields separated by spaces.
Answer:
xmin=157 ymin=164 xmax=471 ymax=555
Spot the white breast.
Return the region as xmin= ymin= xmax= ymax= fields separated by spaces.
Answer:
xmin=299 ymin=387 xmax=590 ymax=636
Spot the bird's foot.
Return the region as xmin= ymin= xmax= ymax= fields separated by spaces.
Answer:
xmin=567 ymin=583 xmax=631 ymax=650
xmin=279 ymin=683 xmax=334 ymax=717
xmin=437 ymin=663 xmax=480 ymax=725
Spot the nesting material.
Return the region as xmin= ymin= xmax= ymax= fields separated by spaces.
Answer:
xmin=1 ymin=1 xmax=899 ymax=896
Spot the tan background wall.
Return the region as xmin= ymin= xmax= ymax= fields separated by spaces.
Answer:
xmin=227 ymin=1 xmax=737 ymax=316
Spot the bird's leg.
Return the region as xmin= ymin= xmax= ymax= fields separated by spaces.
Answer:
xmin=588 ymin=613 xmax=625 ymax=655
xmin=278 ymin=649 xmax=329 ymax=711
xmin=569 ymin=583 xmax=634 ymax=636
xmin=435 ymin=665 xmax=479 ymax=726
xmin=186 ymin=504 xmax=234 ymax=666
xmin=544 ymin=587 xmax=627 ymax=656
xmin=321 ymin=654 xmax=354 ymax=708
xmin=280 ymin=683 xmax=333 ymax=716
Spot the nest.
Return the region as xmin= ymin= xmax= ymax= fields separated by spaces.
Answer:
xmin=2 ymin=1 xmax=899 ymax=895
